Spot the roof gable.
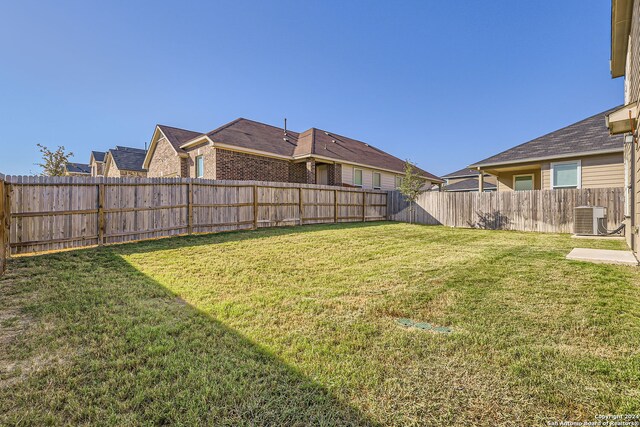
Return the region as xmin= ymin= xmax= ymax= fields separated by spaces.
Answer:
xmin=157 ymin=125 xmax=203 ymax=153
xmin=90 ymin=151 xmax=105 ymax=163
xmin=109 ymin=146 xmax=147 ymax=171
xmin=470 ymin=107 xmax=625 ymax=168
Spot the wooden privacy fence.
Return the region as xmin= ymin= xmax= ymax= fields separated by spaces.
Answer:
xmin=0 ymin=174 xmax=9 ymax=274
xmin=388 ymin=187 xmax=625 ymax=233
xmin=3 ymin=176 xmax=388 ymax=255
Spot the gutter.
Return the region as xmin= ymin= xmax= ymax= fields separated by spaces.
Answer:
xmin=610 ymin=0 xmax=634 ymax=78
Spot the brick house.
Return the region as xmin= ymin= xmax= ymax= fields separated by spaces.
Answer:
xmin=103 ymin=146 xmax=148 ymax=178
xmin=143 ymin=118 xmax=442 ymax=190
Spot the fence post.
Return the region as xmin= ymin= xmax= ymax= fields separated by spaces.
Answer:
xmin=0 ymin=179 xmax=9 ymax=275
xmin=97 ymin=183 xmax=105 ymax=245
xmin=253 ymin=185 xmax=258 ymax=230
xmin=4 ymin=181 xmax=9 ymax=263
xmin=188 ymin=181 xmax=193 ymax=235
xmin=334 ymin=189 xmax=338 ymax=223
xmin=362 ymin=191 xmax=366 ymax=222
xmin=385 ymin=192 xmax=390 ymax=220
xmin=299 ymin=187 xmax=304 ymax=225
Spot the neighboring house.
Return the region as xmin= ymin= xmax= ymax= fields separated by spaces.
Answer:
xmin=103 ymin=146 xmax=148 ymax=178
xmin=469 ymin=108 xmax=625 ymax=192
xmin=143 ymin=118 xmax=443 ymax=190
xmin=89 ymin=151 xmax=106 ymax=176
xmin=441 ymin=168 xmax=497 ymax=192
xmin=606 ymin=0 xmax=640 ymax=256
xmin=64 ymin=162 xmax=91 ymax=176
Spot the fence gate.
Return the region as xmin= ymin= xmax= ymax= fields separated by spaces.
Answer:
xmin=0 ymin=175 xmax=9 ymax=275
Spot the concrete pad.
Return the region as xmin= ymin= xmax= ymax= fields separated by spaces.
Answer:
xmin=566 ymin=248 xmax=639 ymax=266
xmin=571 ymin=235 xmax=625 ymax=241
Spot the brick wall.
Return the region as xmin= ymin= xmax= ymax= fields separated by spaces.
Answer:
xmin=185 ymin=144 xmax=216 ymax=179
xmin=90 ymin=162 xmax=104 ymax=177
xmin=215 ymin=149 xmax=290 ymax=181
xmin=327 ymin=163 xmax=342 ymax=185
xmin=289 ymin=162 xmax=308 ymax=183
xmin=288 ymin=159 xmax=317 ymax=184
xmin=104 ymin=158 xmax=147 ymax=178
xmin=120 ymin=170 xmax=147 ymax=178
xmin=104 ymin=160 xmax=118 ymax=177
xmin=305 ymin=158 xmax=316 ymax=184
xmin=150 ymin=142 xmax=346 ymax=186
xmin=147 ymin=137 xmax=181 ymax=177
xmin=180 ymin=157 xmax=188 ymax=178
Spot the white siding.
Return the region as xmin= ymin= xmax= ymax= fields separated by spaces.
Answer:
xmin=381 ymin=173 xmax=396 ymax=189
xmin=339 ymin=163 xmax=405 ymax=190
xmin=342 ymin=166 xmax=353 ymax=186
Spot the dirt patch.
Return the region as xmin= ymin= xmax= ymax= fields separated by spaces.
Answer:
xmin=0 ymin=349 xmax=71 ymax=389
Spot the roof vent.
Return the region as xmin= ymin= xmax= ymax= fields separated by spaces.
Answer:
xmin=284 ymin=118 xmax=287 ymax=136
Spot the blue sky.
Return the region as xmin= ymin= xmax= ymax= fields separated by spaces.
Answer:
xmin=0 ymin=0 xmax=623 ymax=176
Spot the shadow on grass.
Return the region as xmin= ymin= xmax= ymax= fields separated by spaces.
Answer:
xmin=0 ymin=248 xmax=378 ymax=426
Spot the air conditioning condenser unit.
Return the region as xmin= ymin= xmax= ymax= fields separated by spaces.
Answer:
xmin=574 ymin=206 xmax=607 ymax=236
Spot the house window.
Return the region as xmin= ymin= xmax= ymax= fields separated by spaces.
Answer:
xmin=550 ymin=160 xmax=581 ymax=189
xmin=196 ymin=155 xmax=204 ymax=178
xmin=395 ymin=176 xmax=403 ymax=188
xmin=373 ymin=172 xmax=381 ymax=189
xmin=513 ymin=174 xmax=534 ymax=191
xmin=354 ymin=169 xmax=363 ymax=187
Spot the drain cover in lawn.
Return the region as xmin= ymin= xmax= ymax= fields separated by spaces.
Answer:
xmin=395 ymin=318 xmax=452 ymax=334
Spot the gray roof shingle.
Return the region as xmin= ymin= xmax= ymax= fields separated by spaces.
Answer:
xmin=442 ymin=167 xmax=482 ymax=178
xmin=109 ymin=146 xmax=147 ymax=171
xmin=206 ymin=118 xmax=300 ymax=158
xmin=470 ymin=107 xmax=625 ymax=168
xmin=444 ymin=178 xmax=496 ymax=192
xmin=65 ymin=162 xmax=91 ymax=174
xmin=91 ymin=151 xmax=106 ymax=163
xmin=158 ymin=125 xmax=202 ymax=153
xmin=172 ymin=118 xmax=442 ymax=181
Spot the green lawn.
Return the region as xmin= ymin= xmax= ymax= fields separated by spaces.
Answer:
xmin=1 ymin=222 xmax=639 ymax=426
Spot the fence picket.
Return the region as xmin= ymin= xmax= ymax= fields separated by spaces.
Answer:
xmin=387 ymin=188 xmax=625 ymax=233
xmin=2 ymin=176 xmax=387 ymax=255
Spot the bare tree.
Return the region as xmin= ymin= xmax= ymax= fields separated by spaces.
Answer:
xmin=398 ymin=160 xmax=427 ymax=224
xmin=36 ymin=144 xmax=73 ymax=176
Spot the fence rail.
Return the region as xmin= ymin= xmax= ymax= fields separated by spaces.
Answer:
xmin=387 ymin=187 xmax=625 ymax=233
xmin=3 ymin=176 xmax=388 ymax=255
